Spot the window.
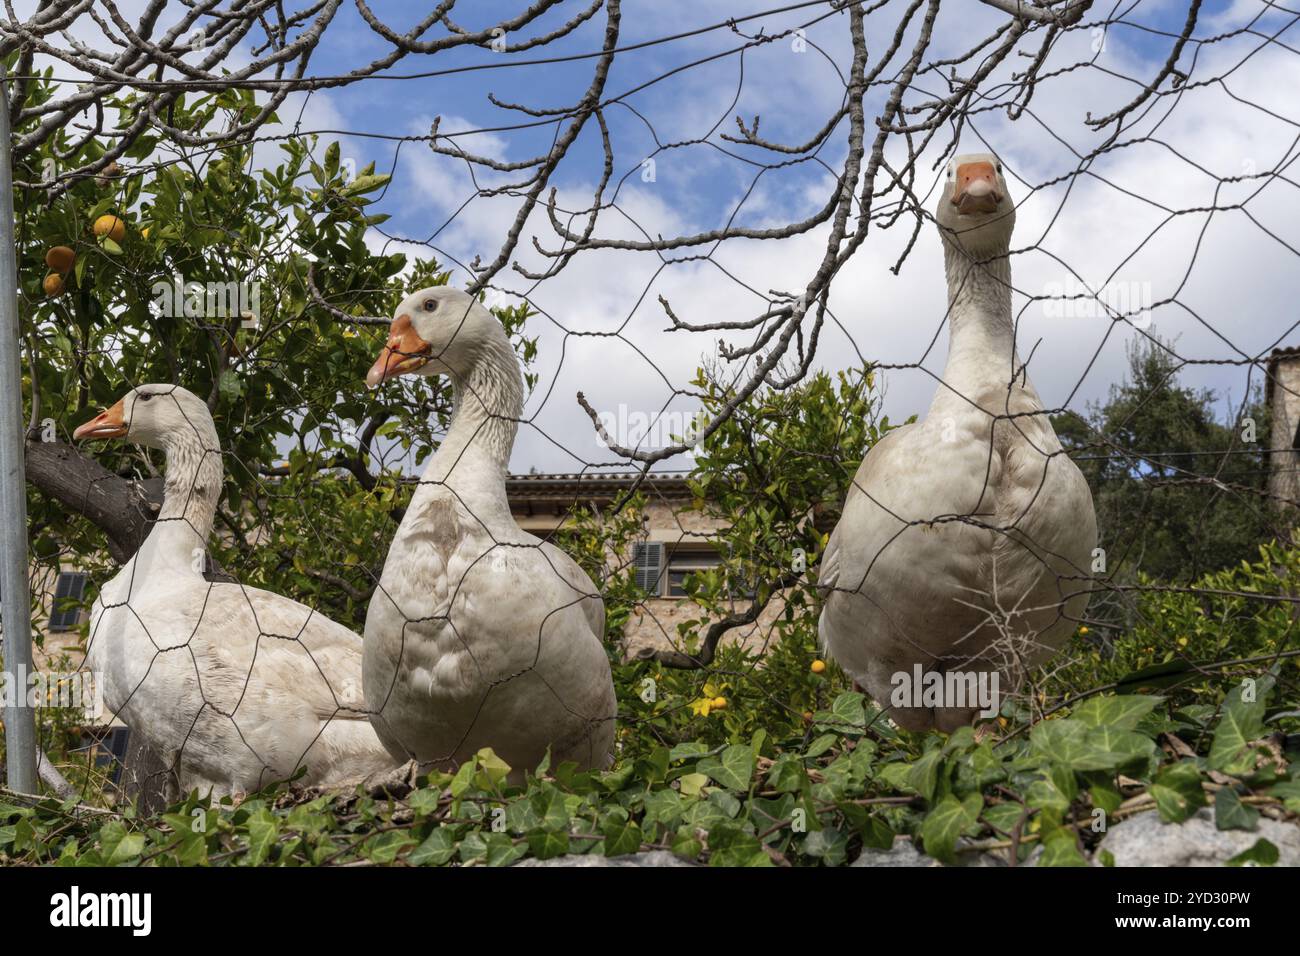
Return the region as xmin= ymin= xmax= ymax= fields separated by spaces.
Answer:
xmin=666 ymin=549 xmax=722 ymax=597
xmin=633 ymin=542 xmax=664 ymax=595
xmin=634 ymin=544 xmax=755 ymax=599
xmin=48 ymin=571 xmax=88 ymax=632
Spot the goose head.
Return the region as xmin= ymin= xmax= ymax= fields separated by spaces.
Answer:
xmin=936 ymin=152 xmax=1015 ymax=253
xmin=73 ymin=384 xmax=211 ymax=450
xmin=366 ymin=286 xmax=504 ymax=387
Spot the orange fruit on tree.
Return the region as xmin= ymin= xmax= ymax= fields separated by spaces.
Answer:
xmin=92 ymin=215 xmax=126 ymax=243
xmin=711 ymin=696 xmax=727 ymax=711
xmin=44 ymin=246 xmax=76 ymax=273
xmin=810 ymin=659 xmax=826 ymax=674
xmin=42 ymin=273 xmax=65 ymax=297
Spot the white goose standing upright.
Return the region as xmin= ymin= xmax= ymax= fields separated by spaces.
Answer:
xmin=818 ymin=153 xmax=1097 ymax=731
xmin=74 ymin=385 xmax=395 ymax=795
xmin=363 ymin=287 xmax=615 ymax=777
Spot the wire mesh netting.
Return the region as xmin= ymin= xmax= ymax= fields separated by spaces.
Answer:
xmin=2 ymin=0 xmax=1299 ymax=864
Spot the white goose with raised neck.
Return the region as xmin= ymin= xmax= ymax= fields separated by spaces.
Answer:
xmin=814 ymin=152 xmax=1098 ymax=732
xmin=362 ymin=285 xmax=617 ymax=776
xmin=73 ymin=383 xmax=396 ymax=794
xmin=79 ymin=387 xmax=224 ymax=588
xmin=935 ymin=209 xmax=1024 ymax=411
xmin=365 ymin=290 xmax=525 ymax=527
xmin=419 ymin=331 xmax=523 ymax=522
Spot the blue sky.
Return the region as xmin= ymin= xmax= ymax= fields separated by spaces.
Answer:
xmin=32 ymin=1 xmax=1300 ymax=473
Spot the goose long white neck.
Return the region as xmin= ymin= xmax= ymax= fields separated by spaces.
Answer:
xmin=938 ymin=236 xmax=1021 ymax=401
xmin=135 ymin=419 xmax=224 ymax=577
xmin=419 ymin=334 xmax=523 ymax=512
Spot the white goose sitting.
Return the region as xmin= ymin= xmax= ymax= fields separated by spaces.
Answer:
xmin=818 ymin=153 xmax=1097 ymax=731
xmin=363 ymin=287 xmax=615 ymax=777
xmin=74 ymin=385 xmax=395 ymax=796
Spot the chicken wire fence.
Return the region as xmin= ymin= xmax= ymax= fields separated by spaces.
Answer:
xmin=1 ymin=0 xmax=1299 ymax=804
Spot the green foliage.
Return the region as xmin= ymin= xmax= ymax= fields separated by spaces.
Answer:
xmin=1046 ymin=540 xmax=1300 ymax=709
xmin=14 ymin=72 xmax=537 ymax=629
xmin=1053 ymin=336 xmax=1271 ymax=590
xmin=5 ymin=672 xmax=1295 ymax=866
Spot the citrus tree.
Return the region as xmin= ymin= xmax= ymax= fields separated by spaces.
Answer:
xmin=15 ymin=70 xmax=536 ymax=632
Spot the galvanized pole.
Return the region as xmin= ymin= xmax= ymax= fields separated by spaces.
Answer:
xmin=0 ymin=60 xmax=37 ymax=794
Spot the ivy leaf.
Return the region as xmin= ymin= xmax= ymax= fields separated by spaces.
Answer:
xmin=1038 ymin=829 xmax=1088 ymax=867
xmin=483 ymin=833 xmax=526 ymax=867
xmin=1267 ymin=779 xmax=1300 ymax=813
xmin=643 ymin=790 xmax=683 ymax=828
xmin=671 ymin=827 xmax=702 ymax=860
xmin=982 ymin=802 xmax=1025 ymax=836
xmin=919 ymin=793 xmax=983 ymax=863
xmin=707 ymin=824 xmax=771 ymax=866
xmin=1208 ymin=678 xmax=1273 ymax=774
xmin=1029 ymin=719 xmax=1091 ymax=766
xmin=526 ymin=830 xmax=569 ymax=860
xmin=875 ymin=761 xmax=914 ymax=793
xmin=1026 ymin=763 xmax=1076 ymax=814
xmin=766 ymin=754 xmax=806 ymax=793
xmin=677 ymin=772 xmax=709 ymax=797
xmin=1084 ymin=726 xmax=1157 ymax=774
xmin=407 ymin=789 xmax=442 ymax=816
xmin=828 ymin=691 xmax=866 ymax=731
xmin=697 ymin=744 xmax=755 ymax=791
xmin=408 ymin=826 xmax=457 ymax=866
xmin=803 ymin=733 xmax=838 ymax=758
xmin=529 ymin=785 xmax=570 ymax=831
xmin=243 ymin=809 xmax=277 ymax=866
xmin=1031 ymin=719 xmax=1155 ymax=773
xmin=1213 ymin=788 xmax=1258 ymax=832
xmin=1087 ymin=777 xmax=1123 ymax=816
xmin=601 ymin=818 xmax=643 ymax=857
xmin=1149 ymin=762 xmax=1207 ymax=823
xmin=801 ymin=826 xmax=849 ymax=866
xmin=365 ymin=831 xmax=415 ymax=864
xmin=859 ymin=815 xmax=894 ymax=851
xmin=99 ymin=822 xmax=145 ymax=866
xmin=1072 ymin=695 xmax=1161 ymax=730
xmin=473 ymin=748 xmax=513 ymax=790
xmin=908 ymin=749 xmax=945 ymax=803
xmin=1226 ymin=838 xmax=1278 ymax=867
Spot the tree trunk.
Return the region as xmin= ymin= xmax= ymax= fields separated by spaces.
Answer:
xmin=24 ymin=438 xmax=162 ymax=563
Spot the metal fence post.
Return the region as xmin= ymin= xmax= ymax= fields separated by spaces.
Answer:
xmin=0 ymin=60 xmax=37 ymax=794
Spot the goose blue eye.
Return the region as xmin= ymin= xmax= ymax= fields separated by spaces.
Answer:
xmin=423 ymin=299 xmax=437 ymax=312
xmin=137 ymin=392 xmax=154 ymax=402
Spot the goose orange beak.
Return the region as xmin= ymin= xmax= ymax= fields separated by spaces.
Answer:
xmin=366 ymin=314 xmax=432 ymax=387
xmin=952 ymin=160 xmax=1002 ymax=215
xmin=73 ymin=399 xmax=128 ymax=440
